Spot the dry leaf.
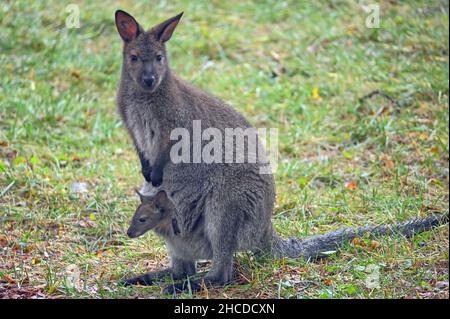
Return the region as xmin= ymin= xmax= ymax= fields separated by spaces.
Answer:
xmin=1 ymin=274 xmax=16 ymax=284
xmin=380 ymin=154 xmax=395 ymax=169
xmin=369 ymin=240 xmax=381 ymax=251
xmin=79 ymin=219 xmax=97 ymax=228
xmin=345 ymin=180 xmax=358 ymax=190
xmin=0 ymin=235 xmax=8 ymax=247
xmin=323 ymin=279 xmax=333 ymax=285
xmin=430 ymin=146 xmax=439 ymax=155
xmin=312 ymin=87 xmax=322 ymax=100
xmin=71 ymin=69 xmax=81 ymax=79
xmin=351 ymin=237 xmax=365 ymax=247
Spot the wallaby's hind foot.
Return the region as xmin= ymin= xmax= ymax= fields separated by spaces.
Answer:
xmin=121 ymin=259 xmax=196 ymax=287
xmin=120 ymin=268 xmax=172 ymax=286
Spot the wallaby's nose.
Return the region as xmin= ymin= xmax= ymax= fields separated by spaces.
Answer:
xmin=142 ymin=75 xmax=156 ymax=88
xmin=127 ymin=228 xmax=134 ymax=238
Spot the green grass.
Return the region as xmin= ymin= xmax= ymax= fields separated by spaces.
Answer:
xmin=0 ymin=0 xmax=448 ymax=299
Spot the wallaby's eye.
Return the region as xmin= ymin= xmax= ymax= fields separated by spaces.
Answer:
xmin=138 ymin=217 xmax=146 ymax=223
xmin=156 ymin=54 xmax=163 ymax=62
xmin=130 ymin=55 xmax=138 ymax=62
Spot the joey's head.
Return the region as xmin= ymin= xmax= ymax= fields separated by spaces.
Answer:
xmin=115 ymin=10 xmax=183 ymax=93
xmin=127 ymin=189 xmax=173 ymax=238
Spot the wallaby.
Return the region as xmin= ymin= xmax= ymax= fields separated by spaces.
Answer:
xmin=115 ymin=10 xmax=275 ymax=289
xmin=115 ymin=10 xmax=449 ymax=293
xmin=127 ymin=189 xmax=180 ymax=239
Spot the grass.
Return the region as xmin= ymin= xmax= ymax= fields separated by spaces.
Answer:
xmin=0 ymin=0 xmax=448 ymax=299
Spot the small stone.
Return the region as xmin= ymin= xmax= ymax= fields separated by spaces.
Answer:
xmin=70 ymin=182 xmax=88 ymax=194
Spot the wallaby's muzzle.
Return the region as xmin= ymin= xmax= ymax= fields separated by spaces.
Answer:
xmin=142 ymin=74 xmax=156 ymax=89
xmin=127 ymin=227 xmax=141 ymax=238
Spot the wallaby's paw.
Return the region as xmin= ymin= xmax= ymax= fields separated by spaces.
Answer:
xmin=142 ymin=166 xmax=152 ymax=183
xmin=150 ymin=170 xmax=163 ymax=187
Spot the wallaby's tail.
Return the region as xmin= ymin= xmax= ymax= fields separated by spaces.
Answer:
xmin=271 ymin=213 xmax=449 ymax=260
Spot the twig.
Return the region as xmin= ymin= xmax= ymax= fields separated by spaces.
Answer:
xmin=358 ymin=90 xmax=400 ymax=108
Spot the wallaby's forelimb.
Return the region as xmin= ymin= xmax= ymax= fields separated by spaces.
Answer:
xmin=138 ymin=150 xmax=152 ymax=183
xmin=149 ymin=147 xmax=168 ymax=187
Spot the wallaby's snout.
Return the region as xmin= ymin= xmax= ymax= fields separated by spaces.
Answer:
xmin=127 ymin=226 xmax=141 ymax=238
xmin=142 ymin=73 xmax=156 ymax=89
xmin=126 ymin=227 xmax=135 ymax=238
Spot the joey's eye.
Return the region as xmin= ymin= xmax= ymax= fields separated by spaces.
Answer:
xmin=156 ymin=54 xmax=163 ymax=62
xmin=138 ymin=217 xmax=146 ymax=223
xmin=130 ymin=55 xmax=138 ymax=62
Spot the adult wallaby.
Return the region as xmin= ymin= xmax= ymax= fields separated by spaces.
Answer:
xmin=115 ymin=10 xmax=448 ymax=292
xmin=115 ymin=10 xmax=275 ymax=289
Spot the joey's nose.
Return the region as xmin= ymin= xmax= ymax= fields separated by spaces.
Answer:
xmin=143 ymin=75 xmax=156 ymax=88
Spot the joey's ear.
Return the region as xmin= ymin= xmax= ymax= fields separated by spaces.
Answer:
xmin=115 ymin=10 xmax=143 ymax=42
xmin=134 ymin=188 xmax=153 ymax=204
xmin=150 ymin=12 xmax=183 ymax=43
xmin=154 ymin=190 xmax=168 ymax=207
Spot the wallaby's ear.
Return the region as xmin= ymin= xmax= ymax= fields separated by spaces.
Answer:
xmin=134 ymin=188 xmax=153 ymax=204
xmin=154 ymin=190 xmax=168 ymax=207
xmin=150 ymin=12 xmax=183 ymax=43
xmin=115 ymin=10 xmax=142 ymax=42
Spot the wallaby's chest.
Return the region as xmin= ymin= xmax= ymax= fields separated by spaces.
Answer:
xmin=120 ymin=99 xmax=161 ymax=161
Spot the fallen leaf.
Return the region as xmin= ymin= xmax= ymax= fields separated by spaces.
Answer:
xmin=351 ymin=237 xmax=365 ymax=247
xmin=78 ymin=219 xmax=97 ymax=228
xmin=1 ymin=274 xmax=16 ymax=284
xmin=380 ymin=154 xmax=395 ymax=169
xmin=0 ymin=235 xmax=7 ymax=247
xmin=419 ymin=132 xmax=429 ymax=141
xmin=323 ymin=279 xmax=333 ymax=285
xmin=369 ymin=240 xmax=381 ymax=251
xmin=430 ymin=146 xmax=439 ymax=155
xmin=312 ymin=87 xmax=322 ymax=100
xmin=71 ymin=69 xmax=81 ymax=79
xmin=344 ymin=180 xmax=358 ymax=190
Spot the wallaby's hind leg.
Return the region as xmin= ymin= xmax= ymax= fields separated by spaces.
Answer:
xmin=171 ymin=257 xmax=196 ymax=280
xmin=203 ymin=204 xmax=240 ymax=286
